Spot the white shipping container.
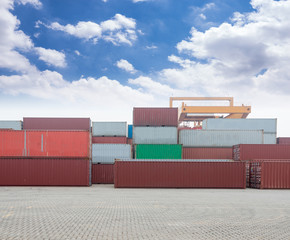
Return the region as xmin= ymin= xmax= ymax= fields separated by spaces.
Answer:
xmin=0 ymin=121 xmax=22 ymax=130
xmin=92 ymin=144 xmax=131 ymax=163
xmin=202 ymin=118 xmax=277 ymax=133
xmin=92 ymin=122 xmax=127 ymax=137
xmin=133 ymin=127 xmax=178 ymax=144
xmin=179 ymin=129 xmax=264 ymax=147
xmin=264 ymin=133 xmax=277 ymax=144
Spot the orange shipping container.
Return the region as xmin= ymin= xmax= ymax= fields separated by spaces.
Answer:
xmin=0 ymin=130 xmax=91 ymax=158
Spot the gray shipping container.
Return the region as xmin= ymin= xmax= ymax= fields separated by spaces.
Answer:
xmin=0 ymin=121 xmax=22 ymax=130
xmin=264 ymin=133 xmax=277 ymax=144
xmin=92 ymin=122 xmax=127 ymax=137
xmin=179 ymin=129 xmax=264 ymax=147
xmin=202 ymin=118 xmax=277 ymax=133
xmin=92 ymin=144 xmax=131 ymax=163
xmin=133 ymin=127 xmax=178 ymax=144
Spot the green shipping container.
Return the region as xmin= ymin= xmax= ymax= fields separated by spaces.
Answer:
xmin=135 ymin=144 xmax=182 ymax=159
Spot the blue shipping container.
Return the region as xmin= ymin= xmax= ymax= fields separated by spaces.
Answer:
xmin=128 ymin=124 xmax=133 ymax=139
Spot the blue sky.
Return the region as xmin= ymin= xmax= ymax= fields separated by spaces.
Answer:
xmin=1 ymin=0 xmax=290 ymax=136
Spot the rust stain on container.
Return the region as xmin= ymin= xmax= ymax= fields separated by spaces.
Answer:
xmin=277 ymin=137 xmax=290 ymax=145
xmin=91 ymin=164 xmax=114 ymax=184
xmin=114 ymin=160 xmax=246 ymax=188
xmin=23 ymin=117 xmax=91 ymax=131
xmin=0 ymin=157 xmax=90 ymax=186
xmin=0 ymin=130 xmax=91 ymax=157
xmin=92 ymin=136 xmax=127 ymax=144
xmin=233 ymin=144 xmax=290 ymax=161
xmin=133 ymin=108 xmax=178 ymax=126
xmin=183 ymin=147 xmax=233 ymax=159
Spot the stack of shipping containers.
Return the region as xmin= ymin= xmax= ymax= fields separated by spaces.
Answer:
xmin=0 ymin=118 xmax=91 ymax=186
xmin=91 ymin=122 xmax=131 ymax=184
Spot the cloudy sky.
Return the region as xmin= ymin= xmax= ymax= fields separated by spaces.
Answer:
xmin=0 ymin=0 xmax=289 ymax=136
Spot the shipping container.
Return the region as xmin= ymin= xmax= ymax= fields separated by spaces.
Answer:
xmin=135 ymin=144 xmax=182 ymax=159
xmin=264 ymin=133 xmax=276 ymax=144
xmin=23 ymin=118 xmax=91 ymax=131
xmin=92 ymin=136 xmax=127 ymax=144
xmin=92 ymin=144 xmax=131 ymax=163
xmin=92 ymin=122 xmax=127 ymax=137
xmin=133 ymin=108 xmax=178 ymax=126
xmin=91 ymin=164 xmax=114 ymax=184
xmin=183 ymin=147 xmax=233 ymax=159
xmin=233 ymin=144 xmax=290 ymax=161
xmin=127 ymin=138 xmax=133 ymax=145
xmin=179 ymin=129 xmax=264 ymax=147
xmin=133 ymin=127 xmax=178 ymax=144
xmin=128 ymin=125 xmax=133 ymax=139
xmin=202 ymin=118 xmax=277 ymax=133
xmin=114 ymin=160 xmax=246 ymax=188
xmin=249 ymin=161 xmax=290 ymax=189
xmin=120 ymin=158 xmax=233 ymax=162
xmin=0 ymin=130 xmax=91 ymax=157
xmin=0 ymin=121 xmax=22 ymax=130
xmin=277 ymin=137 xmax=290 ymax=145
xmin=0 ymin=157 xmax=90 ymax=186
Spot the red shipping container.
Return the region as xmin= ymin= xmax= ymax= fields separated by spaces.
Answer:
xmin=127 ymin=138 xmax=133 ymax=145
xmin=0 ymin=130 xmax=91 ymax=157
xmin=250 ymin=161 xmax=290 ymax=189
xmin=133 ymin=108 xmax=178 ymax=126
xmin=23 ymin=117 xmax=91 ymax=131
xmin=114 ymin=160 xmax=246 ymax=188
xmin=92 ymin=136 xmax=127 ymax=144
xmin=183 ymin=147 xmax=233 ymax=159
xmin=91 ymin=164 xmax=114 ymax=184
xmin=233 ymin=144 xmax=290 ymax=161
xmin=0 ymin=157 xmax=90 ymax=186
xmin=277 ymin=137 xmax=290 ymax=145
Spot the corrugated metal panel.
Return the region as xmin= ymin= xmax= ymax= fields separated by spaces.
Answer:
xmin=117 ymin=158 xmax=233 ymax=162
xmin=135 ymin=145 xmax=182 ymax=159
xmin=183 ymin=147 xmax=233 ymax=159
xmin=202 ymin=118 xmax=277 ymax=133
xmin=133 ymin=127 xmax=177 ymax=144
xmin=92 ymin=122 xmax=127 ymax=136
xmin=133 ymin=108 xmax=178 ymax=126
xmin=92 ymin=136 xmax=127 ymax=144
xmin=0 ymin=158 xmax=90 ymax=186
xmin=179 ymin=130 xmax=264 ymax=147
xmin=114 ymin=161 xmax=246 ymax=188
xmin=277 ymin=137 xmax=290 ymax=145
xmin=91 ymin=164 xmax=114 ymax=184
xmin=128 ymin=125 xmax=133 ymax=139
xmin=23 ymin=118 xmax=91 ymax=131
xmin=264 ymin=133 xmax=276 ymax=144
xmin=233 ymin=144 xmax=290 ymax=161
xmin=0 ymin=130 xmax=91 ymax=157
xmin=0 ymin=121 xmax=22 ymax=130
xmin=92 ymin=144 xmax=131 ymax=163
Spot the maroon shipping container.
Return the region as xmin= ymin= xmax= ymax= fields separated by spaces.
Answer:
xmin=91 ymin=164 xmax=114 ymax=184
xmin=133 ymin=108 xmax=178 ymax=126
xmin=249 ymin=161 xmax=290 ymax=189
xmin=23 ymin=117 xmax=91 ymax=131
xmin=114 ymin=160 xmax=246 ymax=188
xmin=92 ymin=136 xmax=127 ymax=144
xmin=127 ymin=138 xmax=133 ymax=145
xmin=183 ymin=147 xmax=233 ymax=159
xmin=277 ymin=137 xmax=290 ymax=145
xmin=233 ymin=144 xmax=290 ymax=161
xmin=0 ymin=157 xmax=90 ymax=186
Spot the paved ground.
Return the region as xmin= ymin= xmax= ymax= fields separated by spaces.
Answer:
xmin=0 ymin=186 xmax=290 ymax=240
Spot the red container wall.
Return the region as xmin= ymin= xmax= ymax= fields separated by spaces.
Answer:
xmin=233 ymin=144 xmax=290 ymax=161
xmin=114 ymin=161 xmax=246 ymax=188
xmin=133 ymin=108 xmax=178 ymax=126
xmin=23 ymin=118 xmax=91 ymax=131
xmin=92 ymin=136 xmax=127 ymax=144
xmin=127 ymin=138 xmax=133 ymax=145
xmin=0 ymin=130 xmax=90 ymax=157
xmin=183 ymin=147 xmax=233 ymax=159
xmin=277 ymin=137 xmax=290 ymax=145
xmin=0 ymin=158 xmax=90 ymax=186
xmin=91 ymin=164 xmax=114 ymax=184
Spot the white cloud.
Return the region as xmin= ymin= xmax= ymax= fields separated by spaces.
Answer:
xmin=74 ymin=50 xmax=80 ymax=56
xmin=145 ymin=45 xmax=157 ymax=50
xmin=132 ymin=0 xmax=150 ymax=2
xmin=15 ymin=0 xmax=42 ymax=9
xmin=35 ymin=47 xmax=66 ymax=68
xmin=116 ymin=59 xmax=137 ymax=74
xmin=45 ymin=14 xmax=138 ymax=46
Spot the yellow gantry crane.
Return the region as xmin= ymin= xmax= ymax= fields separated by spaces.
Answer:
xmin=169 ymin=97 xmax=251 ymax=125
